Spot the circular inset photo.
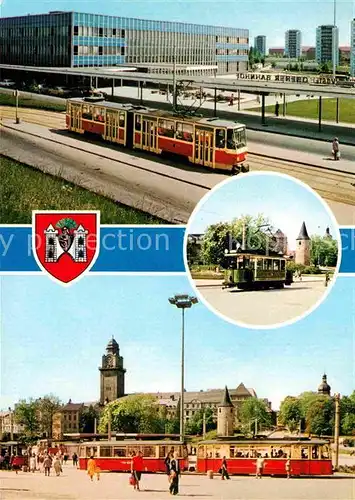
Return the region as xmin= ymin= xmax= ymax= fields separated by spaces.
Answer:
xmin=184 ymin=172 xmax=341 ymax=329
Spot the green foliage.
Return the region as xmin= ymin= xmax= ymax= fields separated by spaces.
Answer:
xmin=305 ymin=398 xmax=334 ymax=436
xmin=185 ymin=408 xmax=216 ymax=436
xmin=186 ymin=239 xmax=202 ymax=265
xmin=239 ymin=398 xmax=272 ymax=435
xmin=80 ymin=405 xmax=100 ymax=433
xmin=14 ymin=399 xmax=40 ymax=439
xmin=278 ymin=397 xmax=302 ymax=432
xmin=37 ymin=395 xmax=62 ymax=438
xmin=0 ymin=91 xmax=67 ymax=112
xmin=340 ymin=392 xmax=355 ymax=435
xmin=98 ymin=395 xmax=166 ymax=434
xmin=201 ymin=215 xmax=271 ymax=266
xmin=310 ymin=236 xmax=338 ymax=267
xmin=319 ymin=62 xmax=332 ymax=73
xmin=56 ymin=217 xmax=77 ymax=229
xmin=286 ymin=262 xmax=325 ymax=275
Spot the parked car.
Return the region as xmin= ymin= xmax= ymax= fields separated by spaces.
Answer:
xmin=47 ymin=86 xmax=72 ymax=97
xmin=0 ymin=79 xmax=16 ymax=87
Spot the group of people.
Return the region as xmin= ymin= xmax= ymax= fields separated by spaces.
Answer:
xmin=1 ymin=449 xmax=79 ymax=476
xmin=217 ymin=454 xmax=292 ymax=480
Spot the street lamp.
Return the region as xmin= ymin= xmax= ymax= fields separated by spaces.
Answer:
xmin=168 ymin=294 xmax=198 ymax=443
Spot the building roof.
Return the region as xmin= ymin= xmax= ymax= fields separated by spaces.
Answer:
xmin=60 ymin=401 xmax=84 ymax=411
xmin=317 ymin=374 xmax=331 ymax=395
xmin=296 ymin=222 xmax=310 ymax=240
xmin=219 ymin=386 xmax=234 ymax=407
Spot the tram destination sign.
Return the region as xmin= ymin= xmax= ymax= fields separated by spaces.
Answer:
xmin=235 ymin=73 xmax=338 ymax=85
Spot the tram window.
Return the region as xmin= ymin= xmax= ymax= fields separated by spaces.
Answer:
xmin=135 ymin=115 xmax=141 ymax=131
xmin=235 ymin=128 xmax=246 ymax=148
xmin=113 ymin=447 xmax=126 ymax=457
xmin=301 ymin=447 xmax=309 ymax=459
xmin=100 ymin=446 xmax=112 ymax=458
xmin=198 ymin=446 xmax=205 ymax=458
xmin=281 ymin=260 xmax=286 ymax=271
xmin=119 ymin=112 xmax=125 ymax=127
xmin=93 ymin=107 xmax=105 ymax=122
xmin=158 ymin=119 xmax=175 ymax=138
xmin=264 ymin=259 xmax=272 ymax=270
xmin=321 ymin=445 xmax=330 ymax=459
xmin=273 ymin=260 xmax=280 ymax=271
xmin=176 ymin=122 xmax=193 ymax=142
xmin=244 ymin=258 xmax=250 ymax=268
xmin=82 ymin=105 xmax=92 ymax=120
xmin=257 ymin=259 xmax=263 ymax=270
xmin=142 ymin=446 xmax=155 ymax=457
xmin=216 ymin=129 xmax=226 ymax=148
xmin=86 ymin=447 xmax=97 ymax=458
xmin=312 ymin=446 xmax=319 ymax=459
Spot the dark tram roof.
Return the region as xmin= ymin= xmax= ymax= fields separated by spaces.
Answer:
xmin=68 ymin=97 xmax=245 ymax=129
xmin=200 ymin=437 xmax=330 ymax=445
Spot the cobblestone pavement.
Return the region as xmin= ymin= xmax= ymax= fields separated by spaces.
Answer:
xmin=0 ymin=467 xmax=354 ymax=500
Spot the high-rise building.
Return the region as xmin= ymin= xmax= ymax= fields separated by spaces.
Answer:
xmin=0 ymin=11 xmax=249 ymax=75
xmin=351 ymin=19 xmax=355 ymax=77
xmin=316 ymin=25 xmax=339 ymax=66
xmin=254 ymin=35 xmax=266 ymax=56
xmin=285 ymin=30 xmax=301 ymax=58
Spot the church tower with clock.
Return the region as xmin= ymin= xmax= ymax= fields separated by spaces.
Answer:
xmin=99 ymin=338 xmax=126 ymax=404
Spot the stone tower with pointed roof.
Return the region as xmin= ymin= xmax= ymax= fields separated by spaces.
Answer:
xmin=295 ymin=222 xmax=311 ymax=266
xmin=217 ymin=386 xmax=235 ymax=437
xmin=99 ymin=338 xmax=126 ymax=404
xmin=317 ymin=374 xmax=331 ymax=396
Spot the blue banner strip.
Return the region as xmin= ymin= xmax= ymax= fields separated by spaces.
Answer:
xmin=0 ymin=227 xmax=353 ymax=274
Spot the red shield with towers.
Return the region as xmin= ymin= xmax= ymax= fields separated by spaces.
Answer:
xmin=32 ymin=211 xmax=100 ymax=285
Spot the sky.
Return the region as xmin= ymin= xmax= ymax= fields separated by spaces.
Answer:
xmin=1 ymin=0 xmax=355 ymax=46
xmin=1 ymin=273 xmax=354 ymax=411
xmin=188 ymin=173 xmax=338 ymax=251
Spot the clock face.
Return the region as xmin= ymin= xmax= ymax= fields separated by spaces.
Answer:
xmin=106 ymin=355 xmax=114 ymax=368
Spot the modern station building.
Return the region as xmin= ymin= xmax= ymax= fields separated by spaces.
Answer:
xmin=254 ymin=35 xmax=266 ymax=56
xmin=351 ymin=19 xmax=355 ymax=77
xmin=0 ymin=11 xmax=249 ymax=75
xmin=316 ymin=25 xmax=339 ymax=66
xmin=285 ymin=29 xmax=301 ymax=58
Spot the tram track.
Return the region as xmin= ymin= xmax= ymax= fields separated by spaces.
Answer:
xmin=1 ymin=107 xmax=355 ymax=220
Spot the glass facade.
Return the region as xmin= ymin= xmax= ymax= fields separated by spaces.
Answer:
xmin=0 ymin=11 xmax=249 ymax=74
xmin=285 ymin=30 xmax=301 ymax=59
xmin=316 ymin=25 xmax=339 ymax=66
xmin=254 ymin=35 xmax=266 ymax=57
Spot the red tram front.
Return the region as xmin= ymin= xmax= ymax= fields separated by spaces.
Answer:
xmin=78 ymin=440 xmax=188 ymax=473
xmin=66 ymin=97 xmax=248 ymax=174
xmin=197 ymin=438 xmax=333 ymax=477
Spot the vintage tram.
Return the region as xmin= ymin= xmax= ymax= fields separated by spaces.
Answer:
xmin=66 ymin=96 xmax=248 ymax=173
xmin=78 ymin=438 xmax=189 ymax=473
xmin=223 ymin=250 xmax=293 ymax=290
xmin=197 ymin=438 xmax=333 ymax=476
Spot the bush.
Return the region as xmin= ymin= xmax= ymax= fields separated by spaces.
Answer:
xmin=286 ymin=262 xmax=322 ymax=274
xmin=343 ymin=438 xmax=355 ymax=447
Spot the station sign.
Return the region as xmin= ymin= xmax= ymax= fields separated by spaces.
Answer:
xmin=235 ymin=73 xmax=338 ymax=85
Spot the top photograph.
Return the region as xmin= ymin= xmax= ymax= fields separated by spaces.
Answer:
xmin=0 ymin=1 xmax=354 ymax=225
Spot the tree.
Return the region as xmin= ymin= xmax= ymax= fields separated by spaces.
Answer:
xmin=310 ymin=236 xmax=338 ymax=267
xmin=185 ymin=408 xmax=216 ymax=436
xmin=14 ymin=399 xmax=40 ymax=440
xmin=248 ymin=47 xmax=255 ymax=68
xmin=305 ymin=398 xmax=334 ymax=436
xmin=239 ymin=398 xmax=272 ymax=435
xmin=37 ymin=395 xmax=62 ymax=438
xmin=340 ymin=392 xmax=355 ymax=435
xmin=278 ymin=397 xmax=302 ymax=432
xmin=98 ymin=395 xmax=166 ymax=434
xmin=80 ymin=405 xmax=100 ymax=433
xmin=186 ymin=239 xmax=202 ymax=265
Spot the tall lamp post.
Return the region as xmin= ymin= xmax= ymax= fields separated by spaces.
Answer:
xmin=168 ymin=294 xmax=198 ymax=443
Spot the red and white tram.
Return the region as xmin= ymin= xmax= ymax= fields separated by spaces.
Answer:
xmin=197 ymin=438 xmax=333 ymax=476
xmin=78 ymin=439 xmax=189 ymax=473
xmin=66 ymin=96 xmax=248 ymax=173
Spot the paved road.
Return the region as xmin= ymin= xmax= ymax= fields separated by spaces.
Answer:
xmin=1 ymin=467 xmax=354 ymax=499
xmin=194 ymin=279 xmax=333 ymax=327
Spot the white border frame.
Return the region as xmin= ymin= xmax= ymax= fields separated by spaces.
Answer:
xmin=183 ymin=171 xmax=343 ymax=330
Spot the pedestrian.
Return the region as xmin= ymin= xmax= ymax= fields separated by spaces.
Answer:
xmin=275 ymin=101 xmax=280 ymax=117
xmin=219 ymin=456 xmax=230 ymax=480
xmin=63 ymin=454 xmax=68 ymax=465
xmin=87 ymin=455 xmax=97 ymax=482
xmin=285 ymin=458 xmax=291 ymax=479
xmin=38 ymin=454 xmax=44 ymax=473
xmin=164 ymin=451 xmax=172 ymax=482
xmin=43 ymin=455 xmax=52 ymax=477
xmin=229 ymin=94 xmax=234 ymax=106
xmin=325 ymin=271 xmax=330 ymax=287
xmin=29 ymin=454 xmax=36 ymax=473
xmin=255 ymin=455 xmax=265 ymax=479
xmin=53 ymin=457 xmax=62 ymax=476
xmin=169 ymin=451 xmax=180 ymax=496
xmin=332 ymin=137 xmax=340 ymax=160
xmin=72 ymin=453 xmax=78 ymax=467
xmin=131 ymin=450 xmax=144 ymax=491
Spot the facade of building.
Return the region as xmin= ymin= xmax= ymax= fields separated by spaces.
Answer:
xmin=351 ymin=20 xmax=355 ymax=77
xmin=52 ymin=400 xmax=84 ymax=439
xmin=295 ymin=222 xmax=311 ymax=266
xmin=254 ymin=35 xmax=266 ymax=56
xmin=0 ymin=410 xmax=25 ymax=439
xmin=285 ymin=30 xmax=301 ymax=58
xmin=0 ymin=11 xmax=249 ymax=75
xmin=272 ymin=229 xmax=288 ymax=255
xmin=217 ymin=387 xmax=235 ymax=437
xmin=99 ymin=338 xmax=126 ymax=404
xmin=316 ymin=25 xmax=339 ymax=65
xmin=302 ymin=46 xmax=316 ymax=60
xmin=268 ymin=47 xmax=284 ymax=57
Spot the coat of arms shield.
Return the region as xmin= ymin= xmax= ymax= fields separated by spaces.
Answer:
xmin=32 ymin=211 xmax=100 ymax=285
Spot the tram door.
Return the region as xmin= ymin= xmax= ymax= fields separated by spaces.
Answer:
xmin=141 ymin=118 xmax=158 ymax=152
xmin=194 ymin=128 xmax=214 ymax=167
xmin=70 ymin=104 xmax=82 ymax=132
xmin=105 ymin=111 xmax=119 ymax=142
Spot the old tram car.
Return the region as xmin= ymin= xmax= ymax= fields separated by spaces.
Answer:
xmin=66 ymin=96 xmax=248 ymax=173
xmin=197 ymin=438 xmax=333 ymax=476
xmin=223 ymin=251 xmax=293 ymax=290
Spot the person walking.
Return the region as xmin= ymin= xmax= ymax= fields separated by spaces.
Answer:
xmin=63 ymin=454 xmax=69 ymax=465
xmin=53 ymin=457 xmax=62 ymax=477
xmin=131 ymin=451 xmax=144 ymax=491
xmin=285 ymin=458 xmax=291 ymax=479
xmin=332 ymin=137 xmax=340 ymax=160
xmin=169 ymin=451 xmax=181 ymax=496
xmin=220 ymin=456 xmax=230 ymax=480
xmin=72 ymin=453 xmax=78 ymax=467
xmin=43 ymin=455 xmax=52 ymax=477
xmin=164 ymin=451 xmax=172 ymax=483
xmin=325 ymin=271 xmax=330 ymax=287
xmin=87 ymin=456 xmax=97 ymax=482
xmin=275 ymin=101 xmax=280 ymax=117
xmin=255 ymin=455 xmax=265 ymax=479
xmin=29 ymin=454 xmax=36 ymax=473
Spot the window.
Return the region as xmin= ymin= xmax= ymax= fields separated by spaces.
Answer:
xmin=142 ymin=446 xmax=155 ymax=457
xmin=121 ymin=29 xmax=125 ymax=38
xmin=112 ymin=28 xmax=117 ymax=36
xmin=121 ymin=46 xmax=125 ymax=56
xmin=113 ymin=447 xmax=126 ymax=457
xmin=99 ymin=46 xmax=103 ymax=55
xmin=100 ymin=446 xmax=112 ymax=457
xmin=82 ymin=105 xmax=93 ymax=120
xmin=273 ymin=260 xmax=280 ymax=271
xmin=73 ymin=26 xmax=78 ymax=36
xmin=281 ymin=260 xmax=285 ymax=271
xmin=158 ymin=119 xmax=175 ymax=138
xmin=176 ymin=122 xmax=193 ymax=142
xmin=135 ymin=114 xmax=142 ymax=131
xmin=215 ymin=128 xmax=226 ymax=148
xmin=73 ymin=46 xmax=78 ymax=55
xmin=264 ymin=259 xmax=272 ymax=270
xmin=119 ymin=112 xmax=125 ymax=127
xmin=257 ymin=259 xmax=263 ymax=270
xmin=99 ymin=27 xmax=103 ymax=37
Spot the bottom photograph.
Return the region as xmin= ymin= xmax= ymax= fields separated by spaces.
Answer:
xmin=0 ymin=275 xmax=354 ymax=500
